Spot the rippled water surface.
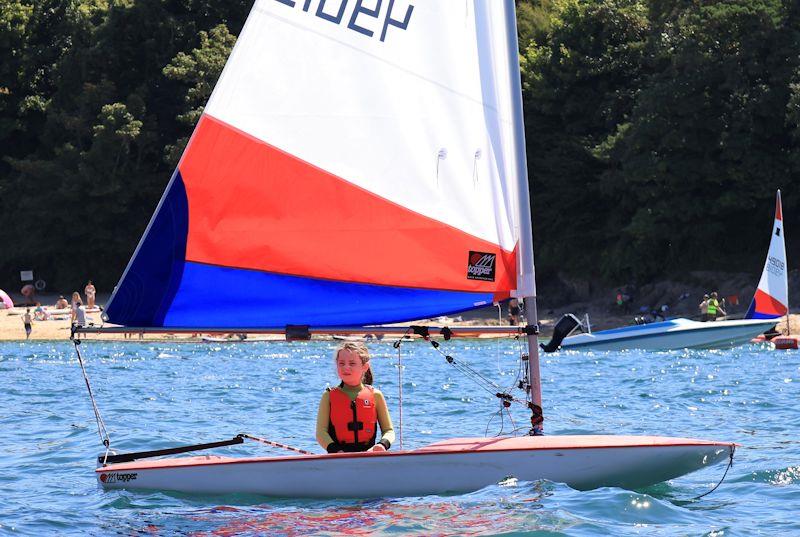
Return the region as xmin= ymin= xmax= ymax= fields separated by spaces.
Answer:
xmin=1 ymin=338 xmax=798 ymax=536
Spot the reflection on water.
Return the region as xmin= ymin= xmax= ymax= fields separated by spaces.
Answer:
xmin=111 ymin=481 xmax=556 ymax=537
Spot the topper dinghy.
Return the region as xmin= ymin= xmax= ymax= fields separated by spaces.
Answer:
xmin=96 ymin=436 xmax=732 ymax=497
xmin=74 ymin=0 xmax=734 ymax=498
xmin=554 ymin=191 xmax=788 ymax=352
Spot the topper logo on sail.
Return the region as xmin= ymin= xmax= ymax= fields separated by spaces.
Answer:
xmin=767 ymin=256 xmax=785 ymax=276
xmin=273 ymin=0 xmax=414 ymax=42
xmin=467 ymin=252 xmax=496 ymax=282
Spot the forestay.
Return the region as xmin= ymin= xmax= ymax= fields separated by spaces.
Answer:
xmin=104 ymin=0 xmax=532 ymax=328
xmin=745 ymin=190 xmax=788 ymax=319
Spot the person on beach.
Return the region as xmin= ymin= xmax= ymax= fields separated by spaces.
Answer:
xmin=316 ymin=342 xmax=395 ymax=453
xmin=22 ymin=308 xmax=33 ymax=339
xmin=54 ymin=296 xmax=69 ymax=309
xmin=33 ymin=302 xmax=49 ymax=321
xmin=72 ymin=300 xmax=87 ymax=327
xmin=85 ymin=281 xmax=96 ymax=308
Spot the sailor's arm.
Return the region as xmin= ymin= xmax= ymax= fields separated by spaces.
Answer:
xmin=374 ymin=390 xmax=395 ymax=450
xmin=316 ymin=391 xmax=338 ymax=452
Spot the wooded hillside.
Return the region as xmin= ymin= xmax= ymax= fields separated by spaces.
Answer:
xmin=1 ymin=0 xmax=798 ymax=292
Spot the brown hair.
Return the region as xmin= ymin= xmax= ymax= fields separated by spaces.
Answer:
xmin=334 ymin=341 xmax=373 ymax=385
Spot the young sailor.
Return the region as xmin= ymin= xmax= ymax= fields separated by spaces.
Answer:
xmin=316 ymin=342 xmax=395 ymax=453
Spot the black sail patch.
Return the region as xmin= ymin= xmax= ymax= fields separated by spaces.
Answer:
xmin=467 ymin=251 xmax=496 ymax=281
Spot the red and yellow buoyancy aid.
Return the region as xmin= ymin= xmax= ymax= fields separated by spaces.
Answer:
xmin=328 ymin=385 xmax=377 ymax=449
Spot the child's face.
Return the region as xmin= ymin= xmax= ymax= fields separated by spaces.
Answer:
xmin=336 ymin=349 xmax=369 ymax=386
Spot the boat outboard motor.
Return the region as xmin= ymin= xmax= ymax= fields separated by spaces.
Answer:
xmin=540 ymin=314 xmax=582 ymax=353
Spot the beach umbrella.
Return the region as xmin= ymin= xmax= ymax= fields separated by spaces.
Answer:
xmin=0 ymin=289 xmax=13 ymax=309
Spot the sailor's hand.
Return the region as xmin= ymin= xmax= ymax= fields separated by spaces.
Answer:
xmin=369 ymin=444 xmax=386 ymax=452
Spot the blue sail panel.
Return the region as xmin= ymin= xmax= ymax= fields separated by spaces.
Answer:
xmin=104 ymin=171 xmax=189 ymax=327
xmin=159 ymin=262 xmax=496 ymax=328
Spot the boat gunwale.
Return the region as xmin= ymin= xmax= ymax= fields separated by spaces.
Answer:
xmin=97 ymin=437 xmax=736 ymax=473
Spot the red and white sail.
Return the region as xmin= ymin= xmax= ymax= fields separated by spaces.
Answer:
xmin=746 ymin=190 xmax=788 ymax=319
xmin=105 ymin=0 xmax=533 ymax=328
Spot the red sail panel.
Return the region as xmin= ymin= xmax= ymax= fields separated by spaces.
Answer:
xmin=752 ymin=288 xmax=788 ymax=317
xmin=178 ymin=115 xmax=516 ymax=293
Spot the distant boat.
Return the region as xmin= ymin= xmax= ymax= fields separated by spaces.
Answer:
xmin=75 ymin=0 xmax=733 ymax=498
xmin=554 ymin=191 xmax=787 ymax=352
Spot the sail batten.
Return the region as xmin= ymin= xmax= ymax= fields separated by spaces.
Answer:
xmin=105 ymin=1 xmax=528 ymax=328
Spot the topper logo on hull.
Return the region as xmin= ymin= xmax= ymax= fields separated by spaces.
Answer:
xmin=100 ymin=472 xmax=138 ymax=484
xmin=273 ymin=0 xmax=414 ymax=42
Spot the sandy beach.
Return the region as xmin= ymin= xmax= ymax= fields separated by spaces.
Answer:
xmin=0 ymin=304 xmax=193 ymax=342
xmin=0 ymin=293 xmax=520 ymax=342
xmin=1 ymin=293 xmax=797 ymax=342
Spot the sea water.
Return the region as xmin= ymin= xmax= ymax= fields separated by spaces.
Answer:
xmin=0 ymin=338 xmax=797 ymax=536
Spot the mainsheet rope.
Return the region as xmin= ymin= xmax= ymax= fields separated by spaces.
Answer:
xmin=239 ymin=434 xmax=312 ymax=455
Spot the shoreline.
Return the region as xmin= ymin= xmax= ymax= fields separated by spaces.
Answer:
xmin=2 ymin=301 xmax=796 ymax=343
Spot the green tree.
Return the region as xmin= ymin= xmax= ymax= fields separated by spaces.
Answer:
xmin=162 ymin=24 xmax=237 ymax=166
xmin=599 ymin=0 xmax=800 ymax=278
xmin=0 ymin=0 xmax=247 ymax=290
xmin=523 ymin=0 xmax=650 ymax=279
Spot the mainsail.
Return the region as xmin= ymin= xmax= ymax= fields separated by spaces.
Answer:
xmin=745 ymin=190 xmax=788 ymax=319
xmin=104 ymin=0 xmax=533 ymax=328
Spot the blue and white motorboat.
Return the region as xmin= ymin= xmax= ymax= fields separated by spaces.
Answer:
xmin=558 ymin=317 xmax=779 ymax=351
xmin=555 ymin=191 xmax=788 ymax=352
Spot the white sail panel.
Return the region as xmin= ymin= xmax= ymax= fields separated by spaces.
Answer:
xmin=203 ymin=0 xmax=521 ymax=251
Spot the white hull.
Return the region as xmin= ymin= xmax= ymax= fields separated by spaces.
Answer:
xmin=560 ymin=318 xmax=777 ymax=351
xmin=97 ymin=435 xmax=733 ymax=498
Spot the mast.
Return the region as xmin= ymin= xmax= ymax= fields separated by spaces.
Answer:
xmin=778 ymin=190 xmax=790 ymax=336
xmin=502 ymin=0 xmax=543 ymax=432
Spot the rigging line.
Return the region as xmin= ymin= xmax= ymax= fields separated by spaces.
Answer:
xmin=429 ymin=346 xmax=497 ymax=393
xmin=239 ymin=434 xmax=312 ymax=455
xmin=393 ymin=327 xmax=413 ymax=450
xmin=426 ymin=338 xmax=531 ymax=405
xmin=443 ymin=350 xmax=531 ymax=407
xmin=449 ymin=358 xmax=502 ymax=393
xmin=429 ymin=343 xmax=500 ymax=390
xmin=505 ymin=405 xmax=517 ymax=432
xmin=71 ymin=336 xmax=110 ymax=451
xmin=485 ymin=407 xmax=504 ymax=437
xmin=397 ymin=337 xmax=405 ymax=450
xmin=446 ymin=360 xmax=499 ymax=398
xmin=691 ymin=445 xmax=736 ymax=500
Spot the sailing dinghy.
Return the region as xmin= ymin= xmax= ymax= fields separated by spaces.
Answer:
xmin=554 ymin=191 xmax=788 ymax=352
xmin=74 ymin=0 xmax=734 ymax=498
